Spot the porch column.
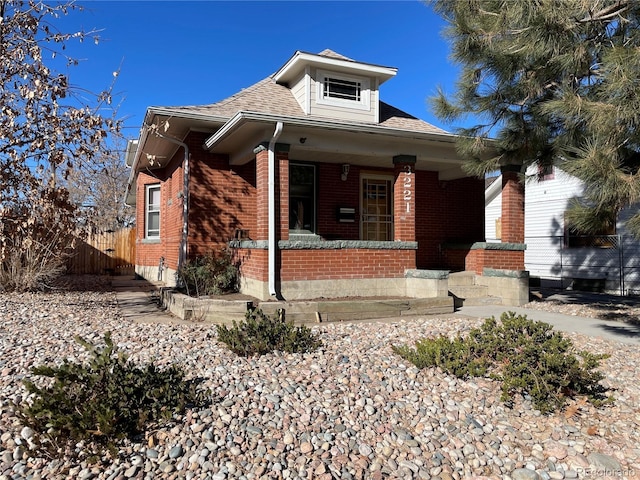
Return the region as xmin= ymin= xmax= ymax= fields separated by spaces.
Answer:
xmin=393 ymin=155 xmax=416 ymax=242
xmin=500 ymin=164 xmax=525 ymax=243
xmin=254 ymin=142 xmax=290 ymax=241
xmin=254 ymin=145 xmax=269 ymax=241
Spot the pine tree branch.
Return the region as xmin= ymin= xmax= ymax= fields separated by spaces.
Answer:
xmin=577 ymin=1 xmax=629 ymax=23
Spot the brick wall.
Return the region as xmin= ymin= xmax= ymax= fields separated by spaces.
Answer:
xmin=317 ymin=163 xmax=360 ymax=239
xmin=233 ymin=248 xmax=268 ymax=282
xmin=234 ymin=247 xmax=414 ymax=283
xmin=136 ymin=131 xmax=258 ymax=271
xmin=135 ymin=152 xmax=184 ymax=271
xmin=466 ymin=249 xmax=525 ymax=275
xmin=187 ymin=133 xmax=257 ymax=255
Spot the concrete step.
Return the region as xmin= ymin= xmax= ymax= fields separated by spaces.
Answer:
xmin=448 ymin=273 xmax=502 ymax=307
xmin=452 ymin=295 xmax=502 ymax=307
xmin=448 ymin=271 xmax=477 ymax=287
xmin=448 ymin=284 xmax=489 ymax=299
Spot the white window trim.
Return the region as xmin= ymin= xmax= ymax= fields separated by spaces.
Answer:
xmin=316 ymin=69 xmax=370 ymax=111
xmin=145 ymin=184 xmax=161 ymax=239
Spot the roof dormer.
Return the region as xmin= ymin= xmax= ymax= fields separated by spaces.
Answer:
xmin=273 ymin=49 xmax=397 ymax=123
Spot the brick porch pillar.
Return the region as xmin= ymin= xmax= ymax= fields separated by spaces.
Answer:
xmin=501 ymin=164 xmax=525 ymax=244
xmin=254 ymin=145 xmax=269 ymax=241
xmin=393 ymin=155 xmax=416 ymax=241
xmin=254 ymin=143 xmax=290 ymax=241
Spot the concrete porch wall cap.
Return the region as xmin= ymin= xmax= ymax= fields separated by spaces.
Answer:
xmin=405 ymin=269 xmax=449 ymax=280
xmin=482 ymin=268 xmax=530 ymax=278
xmin=229 ymin=240 xmax=418 ymax=250
xmin=442 ymin=242 xmax=526 ymax=251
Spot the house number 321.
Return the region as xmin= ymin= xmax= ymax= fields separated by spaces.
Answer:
xmin=403 ymin=166 xmax=412 ymax=213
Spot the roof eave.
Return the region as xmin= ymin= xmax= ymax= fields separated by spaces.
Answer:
xmin=274 ymin=51 xmax=397 ymax=85
xmin=146 ymin=106 xmax=230 ymax=125
xmin=124 ymin=107 xmax=231 ymax=206
xmin=204 ymin=111 xmax=460 ymax=151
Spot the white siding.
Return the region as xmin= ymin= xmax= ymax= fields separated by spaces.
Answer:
xmin=524 ymin=167 xmax=583 ymax=238
xmin=308 ymin=67 xmax=377 ymax=123
xmin=289 ymin=70 xmax=308 ymax=114
xmin=485 ymin=167 xmax=640 ymax=293
xmin=619 ymin=206 xmax=640 ymax=293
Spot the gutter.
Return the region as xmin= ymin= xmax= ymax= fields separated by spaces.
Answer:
xmin=268 ymin=122 xmax=283 ymax=298
xmin=203 ymin=111 xmax=462 ymax=151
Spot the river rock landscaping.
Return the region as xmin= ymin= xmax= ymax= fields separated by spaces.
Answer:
xmin=0 ymin=277 xmax=638 ymax=479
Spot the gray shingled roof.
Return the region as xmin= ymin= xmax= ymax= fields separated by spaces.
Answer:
xmin=316 ymin=49 xmax=354 ymax=61
xmin=156 ymin=50 xmax=448 ymax=135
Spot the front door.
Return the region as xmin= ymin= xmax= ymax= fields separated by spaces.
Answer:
xmin=361 ymin=175 xmax=393 ymax=241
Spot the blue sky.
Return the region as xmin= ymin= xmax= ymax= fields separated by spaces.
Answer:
xmin=56 ymin=1 xmax=464 ymax=139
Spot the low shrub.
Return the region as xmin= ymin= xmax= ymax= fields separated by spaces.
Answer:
xmin=216 ymin=308 xmax=322 ymax=357
xmin=18 ymin=333 xmax=209 ymax=458
xmin=177 ymin=248 xmax=239 ymax=297
xmin=393 ymin=312 xmax=612 ymax=414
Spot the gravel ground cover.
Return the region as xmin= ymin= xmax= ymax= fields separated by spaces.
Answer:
xmin=1 ymin=277 xmax=639 ymax=480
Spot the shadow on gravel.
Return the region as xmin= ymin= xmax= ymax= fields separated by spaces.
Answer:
xmin=530 ymin=287 xmax=640 ymax=328
xmin=50 ymin=274 xmax=113 ymax=292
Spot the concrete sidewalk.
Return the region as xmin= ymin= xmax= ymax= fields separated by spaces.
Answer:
xmin=111 ymin=276 xmax=195 ymax=325
xmin=111 ymin=276 xmax=640 ymax=344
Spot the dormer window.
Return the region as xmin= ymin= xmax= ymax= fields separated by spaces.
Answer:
xmin=316 ymin=70 xmax=370 ymax=111
xmin=324 ymin=77 xmax=362 ymax=102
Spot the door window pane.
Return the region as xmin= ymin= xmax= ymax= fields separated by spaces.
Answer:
xmin=289 ymin=164 xmax=316 ymax=234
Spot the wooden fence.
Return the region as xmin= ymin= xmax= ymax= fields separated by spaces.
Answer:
xmin=67 ymin=228 xmax=136 ymax=275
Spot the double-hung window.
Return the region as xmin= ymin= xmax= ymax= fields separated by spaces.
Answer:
xmin=145 ymin=184 xmax=161 ymax=239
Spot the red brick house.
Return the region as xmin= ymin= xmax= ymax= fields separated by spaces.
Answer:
xmin=125 ymin=50 xmax=527 ymax=305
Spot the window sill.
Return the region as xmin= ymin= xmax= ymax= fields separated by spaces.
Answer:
xmin=142 ymin=238 xmax=161 ymax=244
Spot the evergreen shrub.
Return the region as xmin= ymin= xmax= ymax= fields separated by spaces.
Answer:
xmin=177 ymin=248 xmax=239 ymax=297
xmin=393 ymin=312 xmax=612 ymax=414
xmin=18 ymin=333 xmax=209 ymax=458
xmin=216 ymin=308 xmax=322 ymax=357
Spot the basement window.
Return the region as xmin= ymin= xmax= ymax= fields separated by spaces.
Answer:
xmin=317 ymin=70 xmax=370 ymax=110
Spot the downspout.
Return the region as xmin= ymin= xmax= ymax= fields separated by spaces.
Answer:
xmin=149 ymin=129 xmax=190 ymax=274
xmin=268 ymin=122 xmax=284 ymax=297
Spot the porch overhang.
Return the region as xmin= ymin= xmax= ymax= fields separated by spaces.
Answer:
xmin=124 ymin=107 xmax=226 ymax=206
xmin=203 ymin=111 xmax=470 ymax=180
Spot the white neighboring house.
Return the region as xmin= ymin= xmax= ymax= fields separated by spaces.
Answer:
xmin=485 ymin=166 xmax=640 ymax=295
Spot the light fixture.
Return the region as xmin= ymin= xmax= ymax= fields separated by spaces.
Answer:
xmin=341 ymin=164 xmax=350 ymax=181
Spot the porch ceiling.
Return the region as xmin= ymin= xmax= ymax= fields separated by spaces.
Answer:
xmin=206 ymin=119 xmax=470 ymax=181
